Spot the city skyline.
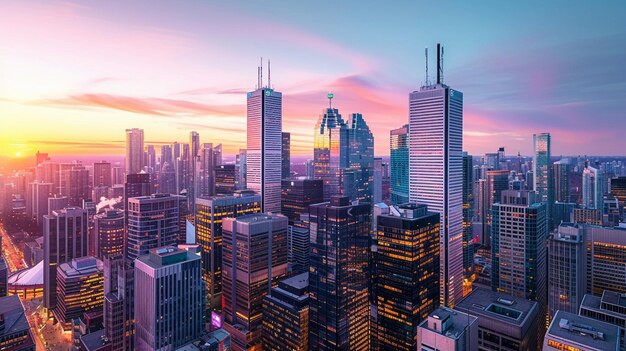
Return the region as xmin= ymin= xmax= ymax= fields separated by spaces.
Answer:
xmin=2 ymin=1 xmax=626 ymax=160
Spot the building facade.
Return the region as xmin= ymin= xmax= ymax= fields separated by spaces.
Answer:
xmin=390 ymin=124 xmax=409 ymax=205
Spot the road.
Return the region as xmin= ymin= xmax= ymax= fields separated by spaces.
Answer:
xmin=0 ymin=222 xmax=28 ymax=272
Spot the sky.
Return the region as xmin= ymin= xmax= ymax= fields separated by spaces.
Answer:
xmin=1 ymin=1 xmax=626 ymax=159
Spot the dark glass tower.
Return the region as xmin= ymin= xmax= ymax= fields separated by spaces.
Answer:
xmin=373 ymin=203 xmax=440 ymax=351
xmin=390 ymin=125 xmax=409 ymax=205
xmin=282 ymin=132 xmax=291 ymax=179
xmin=462 ymin=152 xmax=474 ymax=276
xmin=309 ymin=196 xmax=371 ymax=350
xmin=281 ymin=177 xmax=323 ymax=224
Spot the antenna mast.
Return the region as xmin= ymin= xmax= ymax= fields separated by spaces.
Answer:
xmin=441 ymin=45 xmax=444 ymax=84
xmin=268 ymin=59 xmax=271 ymax=89
xmin=260 ymin=57 xmax=263 ymax=89
xmin=436 ymin=43 xmax=441 ymax=85
xmin=425 ymin=47 xmax=429 ymax=86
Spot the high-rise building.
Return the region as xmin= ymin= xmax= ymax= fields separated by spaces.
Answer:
xmin=533 ymin=132 xmax=553 ymax=229
xmin=409 ymin=44 xmax=463 ymax=307
xmin=54 ymin=256 xmax=104 ymax=329
xmin=543 ymin=311 xmax=621 ymax=351
xmin=134 ymin=247 xmax=205 ymax=350
xmin=262 ymin=272 xmax=309 ymax=351
xmin=455 ymin=288 xmax=540 ymax=351
xmin=236 ymin=149 xmax=247 ymax=190
xmin=313 ymin=97 xmax=349 ymax=201
xmin=68 ymin=164 xmax=90 ymax=206
xmin=584 ymin=225 xmax=626 ymax=295
xmin=0 ymin=295 xmax=36 ymax=350
xmin=43 ymin=207 xmax=89 ymax=314
xmin=491 ymin=190 xmax=547 ymax=328
xmin=36 ymin=160 xmax=60 ymax=194
xmin=246 ymin=78 xmax=282 ymax=213
xmin=126 ymin=194 xmax=183 ymax=262
xmin=27 ymin=181 xmax=52 ymax=225
xmin=214 ymin=164 xmax=237 ymax=195
xmin=416 ymin=307 xmax=478 ymax=351
xmin=282 ymin=132 xmax=291 ymax=179
xmin=222 ymin=213 xmax=289 ymax=351
xmin=547 ymin=223 xmax=586 ymax=320
xmin=36 ymin=151 xmax=49 ymax=166
xmin=125 ymin=128 xmax=145 ymax=175
xmin=195 ymin=191 xmax=261 ymax=315
xmin=373 ymin=157 xmax=383 ymax=203
xmin=93 ymin=161 xmax=112 ymax=187
xmin=94 ymin=208 xmax=125 ymax=259
xmin=287 ymin=219 xmax=310 ymax=275
xmin=552 ymin=160 xmax=571 ymax=203
xmin=157 ymin=161 xmax=176 ymax=195
xmin=373 ymin=203 xmax=440 ymax=351
xmin=123 ymin=173 xmax=152 ymax=211
xmin=0 ymin=238 xmax=6 ymax=297
xmin=281 ymin=177 xmax=323 ymax=224
xmin=309 ymin=196 xmax=371 ymax=350
xmin=462 ymin=152 xmax=474 ymax=276
xmin=610 ymin=176 xmax=626 ymax=218
xmin=579 ymin=290 xmax=626 ymax=341
xmin=582 ymin=162 xmax=604 ymax=210
xmin=390 ymin=124 xmax=409 ymax=205
xmin=345 ymin=112 xmax=375 ymax=204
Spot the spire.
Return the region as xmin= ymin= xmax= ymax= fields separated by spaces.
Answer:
xmin=268 ymin=59 xmax=271 ymax=89
xmin=425 ymin=47 xmax=430 ymax=86
xmin=327 ymin=92 xmax=334 ymax=108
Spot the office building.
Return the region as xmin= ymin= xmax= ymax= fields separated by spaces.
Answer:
xmin=416 ymin=307 xmax=478 ymax=351
xmin=533 ymin=132 xmax=553 ymax=229
xmin=246 ymin=72 xmax=282 ymax=213
xmin=373 ymin=157 xmax=383 ymax=203
xmin=309 ymin=196 xmax=370 ymax=350
xmin=579 ymin=290 xmax=626 ymax=346
xmin=390 ymin=124 xmax=409 ymax=205
xmin=610 ymin=176 xmax=626 ymax=217
xmin=126 ymin=128 xmax=145 ymax=174
xmin=345 ymin=112 xmax=375 ymax=204
xmin=124 ymin=173 xmax=152 ymax=207
xmin=126 ymin=194 xmax=184 ymax=261
xmin=543 ymin=310 xmax=620 ymax=351
xmin=573 ymin=207 xmax=603 ymax=225
xmin=585 ymin=225 xmax=626 ymax=295
xmin=68 ymin=164 xmax=91 ymax=206
xmin=236 ymin=149 xmax=247 ymax=190
xmin=54 ymin=257 xmax=104 ymax=329
xmin=222 ymin=213 xmax=289 ymax=351
xmin=214 ymin=164 xmax=237 ymax=195
xmin=94 ymin=208 xmax=124 ymax=259
xmin=463 ymin=152 xmax=475 ymax=275
xmin=491 ymin=190 xmax=547 ymax=310
xmin=282 ymin=132 xmax=290 ymax=179
xmin=27 ymin=181 xmax=52 ymax=225
xmin=281 ymin=177 xmax=323 ymax=224
xmin=43 ymin=207 xmax=88 ymax=314
xmin=158 ymin=161 xmax=177 ymax=195
xmin=455 ymin=288 xmax=540 ymax=351
xmin=0 ymin=250 xmax=6 ymax=297
xmin=287 ymin=219 xmax=310 ymax=275
xmin=195 ymin=191 xmax=261 ymax=315
xmin=134 ymin=247 xmax=205 ymax=350
xmin=262 ymin=272 xmax=309 ymax=351
xmin=583 ymin=162 xmax=604 ymax=210
xmin=552 ymin=160 xmax=570 ymax=203
xmin=373 ymin=203 xmax=440 ymax=351
xmin=409 ymin=44 xmax=463 ymax=306
xmin=93 ymin=161 xmax=112 ymax=187
xmin=0 ymin=295 xmax=36 ymax=351
xmin=547 ymin=223 xmax=586 ymax=319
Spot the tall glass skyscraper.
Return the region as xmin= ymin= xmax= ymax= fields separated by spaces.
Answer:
xmin=346 ymin=113 xmax=374 ymax=204
xmin=533 ymin=132 xmax=552 ymax=226
xmin=408 ymin=46 xmax=463 ymax=307
xmin=125 ymin=128 xmax=144 ymax=175
xmin=462 ymin=152 xmax=474 ymax=276
xmin=309 ymin=196 xmax=370 ymax=350
xmin=313 ymin=101 xmax=349 ymax=201
xmin=246 ymin=85 xmax=282 ymax=213
xmin=390 ymin=124 xmax=409 ymax=205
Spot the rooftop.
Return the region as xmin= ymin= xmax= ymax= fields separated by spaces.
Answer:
xmin=455 ymin=288 xmax=537 ymax=327
xmin=279 ymin=272 xmax=308 ymax=291
xmin=8 ymin=260 xmax=44 ymax=286
xmin=419 ymin=307 xmax=477 ymax=340
xmin=80 ymin=329 xmax=109 ymax=351
xmin=545 ymin=310 xmax=620 ymax=351
xmin=0 ymin=295 xmax=32 ymax=339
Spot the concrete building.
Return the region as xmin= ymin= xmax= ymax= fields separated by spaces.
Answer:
xmin=0 ymin=295 xmax=36 ymax=351
xmin=55 ymin=256 xmax=104 ymax=329
xmin=579 ymin=290 xmax=626 ymax=347
xmin=543 ymin=310 xmax=620 ymax=351
xmin=417 ymin=307 xmax=478 ymax=351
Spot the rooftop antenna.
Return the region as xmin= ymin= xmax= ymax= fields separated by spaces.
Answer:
xmin=327 ymin=92 xmax=334 ymax=108
xmin=436 ymin=43 xmax=441 ymax=85
xmin=441 ymin=45 xmax=444 ymax=84
xmin=260 ymin=57 xmax=263 ymax=89
xmin=268 ymin=59 xmax=271 ymax=89
xmin=425 ymin=47 xmax=430 ymax=86
xmin=257 ymin=66 xmax=260 ymax=90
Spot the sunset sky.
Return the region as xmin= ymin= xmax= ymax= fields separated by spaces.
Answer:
xmin=1 ymin=1 xmax=625 ymax=158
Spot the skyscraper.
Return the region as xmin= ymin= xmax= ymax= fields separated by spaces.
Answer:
xmin=194 ymin=191 xmax=261 ymax=315
xmin=552 ymin=160 xmax=571 ymax=203
xmin=134 ymin=247 xmax=205 ymax=350
xmin=94 ymin=208 xmax=125 ymax=259
xmin=610 ymin=176 xmax=626 ymax=217
xmin=582 ymin=161 xmax=604 ymax=210
xmin=309 ymin=196 xmax=371 ymax=350
xmin=373 ymin=203 xmax=440 ymax=351
xmin=222 ymin=213 xmax=289 ymax=351
xmin=314 ymin=96 xmax=349 ymax=201
xmin=346 ymin=112 xmax=375 ymax=204
xmin=533 ymin=132 xmax=552 ymax=227
xmin=123 ymin=173 xmax=152 ymax=209
xmin=262 ymin=272 xmax=309 ymax=351
xmin=43 ymin=207 xmax=89 ymax=315
xmin=409 ymin=43 xmax=463 ymax=307
xmin=390 ymin=124 xmax=409 ymax=205
xmin=125 ymin=128 xmax=145 ymax=175
xmin=491 ymin=190 xmax=547 ymax=327
xmin=68 ymin=163 xmax=90 ymax=206
xmin=126 ymin=194 xmax=184 ymax=261
xmin=280 ymin=177 xmax=323 ymax=224
xmin=214 ymin=164 xmax=237 ymax=195
xmin=27 ymin=181 xmax=52 ymax=225
xmin=282 ymin=132 xmax=290 ymax=179
xmin=93 ymin=161 xmax=112 ymax=187
xmin=246 ymin=69 xmax=282 ymax=213
xmin=462 ymin=152 xmax=474 ymax=276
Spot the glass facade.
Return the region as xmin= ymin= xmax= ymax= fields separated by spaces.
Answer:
xmin=280 ymin=178 xmax=323 ymax=224
xmin=462 ymin=152 xmax=474 ymax=276
xmin=390 ymin=125 xmax=409 ymax=205
xmin=309 ymin=196 xmax=371 ymax=350
xmin=313 ymin=107 xmax=349 ymax=201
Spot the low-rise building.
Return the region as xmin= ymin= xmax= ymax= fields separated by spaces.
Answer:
xmin=416 ymin=307 xmax=478 ymax=351
xmin=543 ymin=310 xmax=620 ymax=351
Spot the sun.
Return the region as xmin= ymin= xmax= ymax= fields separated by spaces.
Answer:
xmin=15 ymin=152 xmax=22 ymax=157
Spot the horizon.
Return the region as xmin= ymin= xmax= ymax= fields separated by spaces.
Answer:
xmin=2 ymin=1 xmax=626 ymax=159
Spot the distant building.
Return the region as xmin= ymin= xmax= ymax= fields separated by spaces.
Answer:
xmin=573 ymin=207 xmax=602 ymax=225
xmin=584 ymin=225 xmax=626 ymax=295
xmin=389 ymin=124 xmax=409 ymax=205
xmin=533 ymin=132 xmax=552 ymax=227
xmin=373 ymin=203 xmax=440 ymax=351
xmin=262 ymin=273 xmax=309 ymax=351
xmin=94 ymin=208 xmax=124 ymax=259
xmin=54 ymin=257 xmax=104 ymax=329
xmin=309 ymin=196 xmax=370 ymax=350
xmin=282 ymin=132 xmax=291 ymax=179
xmin=222 ymin=213 xmax=288 ymax=351
xmin=126 ymin=128 xmax=145 ymax=175
xmin=455 ymin=288 xmax=540 ymax=351
xmin=416 ymin=307 xmax=478 ymax=351
xmin=214 ymin=164 xmax=237 ymax=195
xmin=610 ymin=176 xmax=626 ymax=218
xmin=134 ymin=247 xmax=205 ymax=350
xmin=463 ymin=152 xmax=475 ymax=275
xmin=93 ymin=161 xmax=112 ymax=187
xmin=0 ymin=295 xmax=36 ymax=351
xmin=543 ymin=310 xmax=621 ymax=351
